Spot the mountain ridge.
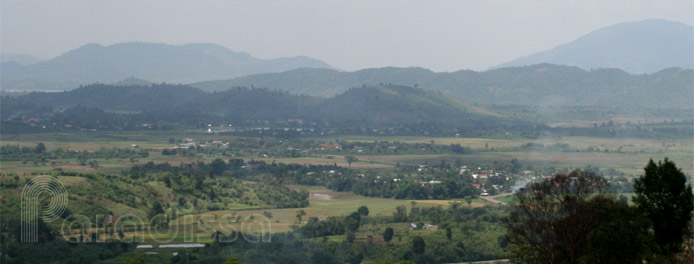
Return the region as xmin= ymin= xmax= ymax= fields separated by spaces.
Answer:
xmin=192 ymin=64 xmax=694 ymax=109
xmin=495 ymin=19 xmax=694 ymax=73
xmin=0 ymin=42 xmax=332 ymax=91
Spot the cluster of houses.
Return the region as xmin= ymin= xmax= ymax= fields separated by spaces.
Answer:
xmin=412 ymin=179 xmax=442 ymax=185
xmin=409 ymin=223 xmax=438 ymax=230
xmin=461 ymin=165 xmax=514 ymax=196
xmin=319 ymin=143 xmax=342 ymax=150
xmin=3 ymin=112 xmax=44 ymax=126
xmin=173 ymin=138 xmax=229 ymax=149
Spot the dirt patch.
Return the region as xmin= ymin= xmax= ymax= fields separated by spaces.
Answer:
xmin=310 ymin=193 xmax=332 ymax=200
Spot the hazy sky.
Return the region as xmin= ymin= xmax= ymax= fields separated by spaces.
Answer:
xmin=1 ymin=0 xmax=692 ymax=71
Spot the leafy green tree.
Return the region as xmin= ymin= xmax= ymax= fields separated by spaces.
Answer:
xmin=445 ymin=227 xmax=452 ymax=241
xmin=346 ymin=232 xmax=355 ymax=243
xmin=411 ymin=236 xmax=425 ymax=255
xmin=497 ymin=235 xmax=507 ymax=249
xmin=35 ymin=142 xmax=46 ymax=153
xmin=345 ymin=251 xmax=364 ymax=264
xmin=383 ymin=227 xmax=394 ymax=244
xmin=394 ymin=205 xmax=407 ymax=222
xmin=148 ymin=201 xmax=164 ymax=219
xmin=634 ymin=158 xmax=694 ymax=255
xmin=346 ymin=212 xmax=361 ymax=232
xmin=579 ymin=197 xmax=650 ymax=263
xmin=357 ymin=205 xmax=369 ymax=216
xmin=88 ymin=160 xmax=99 ymax=169
xmin=296 ymin=209 xmax=306 ymax=223
xmin=211 ymin=158 xmax=227 ymax=176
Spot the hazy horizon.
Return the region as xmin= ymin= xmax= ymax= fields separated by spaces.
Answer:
xmin=2 ymin=0 xmax=692 ymax=72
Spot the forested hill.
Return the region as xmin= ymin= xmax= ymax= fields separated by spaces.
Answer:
xmin=3 ymin=84 xmax=501 ymax=125
xmin=14 ymin=83 xmax=207 ymax=112
xmin=312 ymin=85 xmax=494 ymax=124
xmin=175 ymin=87 xmax=321 ymax=122
xmin=192 ymin=64 xmax=694 ymax=109
xmin=166 ymin=85 xmax=500 ymax=124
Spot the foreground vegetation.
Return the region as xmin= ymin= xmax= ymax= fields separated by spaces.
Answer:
xmin=1 ymin=128 xmax=692 ymax=263
xmin=504 ymin=159 xmax=693 ymax=263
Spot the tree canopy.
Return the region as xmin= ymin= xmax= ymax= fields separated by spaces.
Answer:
xmin=634 ymin=158 xmax=694 ymax=255
xmin=502 ymin=170 xmax=651 ymax=263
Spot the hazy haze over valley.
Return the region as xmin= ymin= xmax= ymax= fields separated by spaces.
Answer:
xmin=1 ymin=1 xmax=693 ymax=264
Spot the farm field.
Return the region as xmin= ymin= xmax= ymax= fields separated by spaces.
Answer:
xmin=3 ymin=131 xmax=691 ymax=176
xmin=329 ymin=134 xmax=693 ymax=151
xmin=182 ymin=185 xmax=489 ymax=235
xmin=353 ymin=151 xmax=692 ymax=176
xmin=80 ymin=185 xmax=491 ymax=244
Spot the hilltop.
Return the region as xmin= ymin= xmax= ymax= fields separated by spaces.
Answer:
xmin=0 ymin=42 xmax=332 ymax=91
xmin=496 ymin=19 xmax=694 ymax=73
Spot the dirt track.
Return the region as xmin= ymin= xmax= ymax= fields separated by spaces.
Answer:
xmin=480 ymin=193 xmax=513 ymax=205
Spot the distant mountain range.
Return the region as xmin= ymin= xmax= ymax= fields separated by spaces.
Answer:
xmin=1 ymin=18 xmax=691 ymax=104
xmin=193 ymin=64 xmax=694 ymax=109
xmin=0 ymin=42 xmax=332 ymax=91
xmin=496 ymin=19 xmax=693 ymax=73
xmin=0 ymin=53 xmax=43 ymax=65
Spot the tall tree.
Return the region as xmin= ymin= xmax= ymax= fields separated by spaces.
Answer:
xmin=502 ymin=170 xmax=650 ymax=264
xmin=148 ymin=201 xmax=164 ymax=219
xmin=580 ymin=197 xmax=650 ymax=263
xmin=345 ymin=155 xmax=357 ymax=168
xmin=633 ymin=158 xmax=694 ymax=255
xmin=357 ymin=205 xmax=369 ymax=216
xmin=383 ymin=227 xmax=394 ymax=244
xmin=35 ymin=142 xmax=46 ymax=153
xmin=346 ymin=212 xmax=361 ymax=232
xmin=411 ymin=236 xmax=426 ymax=255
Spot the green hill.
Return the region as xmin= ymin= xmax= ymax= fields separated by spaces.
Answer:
xmin=172 ymin=84 xmax=495 ymax=125
xmin=5 ymin=83 xmax=502 ymax=126
xmin=192 ymin=64 xmax=694 ymax=109
xmin=15 ymin=83 xmax=207 ymax=112
xmin=310 ymin=85 xmax=492 ymax=124
xmin=176 ymin=87 xmax=320 ymax=122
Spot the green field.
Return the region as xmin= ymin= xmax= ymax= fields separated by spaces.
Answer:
xmin=3 ymin=131 xmax=691 ymax=176
xmin=59 ymin=184 xmax=491 ymax=243
xmin=181 ymin=185 xmax=489 ymax=235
